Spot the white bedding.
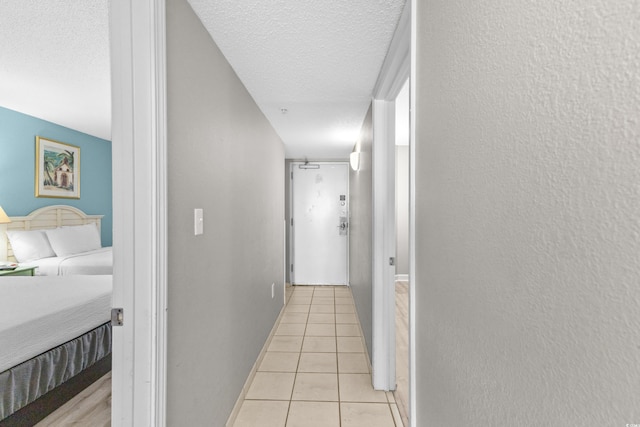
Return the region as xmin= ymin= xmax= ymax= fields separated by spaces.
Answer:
xmin=26 ymin=247 xmax=113 ymax=276
xmin=0 ymin=275 xmax=112 ymax=372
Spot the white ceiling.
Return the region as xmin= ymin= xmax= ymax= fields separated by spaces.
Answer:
xmin=0 ymin=0 xmax=111 ymax=141
xmin=188 ymin=0 xmax=406 ymax=158
xmin=0 ymin=0 xmax=406 ymax=158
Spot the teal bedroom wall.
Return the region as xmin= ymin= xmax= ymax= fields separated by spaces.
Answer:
xmin=0 ymin=107 xmax=112 ymax=246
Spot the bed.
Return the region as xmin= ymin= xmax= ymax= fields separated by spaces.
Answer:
xmin=0 ymin=205 xmax=112 ymax=276
xmin=0 ymin=275 xmax=112 ymax=425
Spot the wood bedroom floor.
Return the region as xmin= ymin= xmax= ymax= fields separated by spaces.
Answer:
xmin=37 ymin=285 xmax=405 ymax=426
xmin=395 ymin=281 xmax=410 ymax=427
xmin=36 ymin=371 xmax=111 ymax=426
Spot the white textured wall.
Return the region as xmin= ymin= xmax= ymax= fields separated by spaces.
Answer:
xmin=395 ymin=79 xmax=410 ymax=275
xmin=395 ymin=146 xmax=409 ymax=275
xmin=166 ymin=0 xmax=285 ymax=424
xmin=414 ymin=0 xmax=640 ymax=425
xmin=395 ymin=79 xmax=409 ymax=147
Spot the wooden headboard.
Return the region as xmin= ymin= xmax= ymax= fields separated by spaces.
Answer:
xmin=0 ymin=205 xmax=103 ymax=262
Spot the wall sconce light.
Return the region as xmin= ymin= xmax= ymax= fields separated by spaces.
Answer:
xmin=350 ymin=151 xmax=361 ymax=171
xmin=0 ymin=206 xmax=10 ymax=224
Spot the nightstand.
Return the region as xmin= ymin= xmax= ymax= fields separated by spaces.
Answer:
xmin=0 ymin=266 xmax=37 ymax=276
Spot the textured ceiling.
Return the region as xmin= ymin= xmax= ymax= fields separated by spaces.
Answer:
xmin=0 ymin=0 xmax=111 ymax=140
xmin=0 ymin=1 xmax=405 ymax=157
xmin=188 ymin=0 xmax=406 ymax=158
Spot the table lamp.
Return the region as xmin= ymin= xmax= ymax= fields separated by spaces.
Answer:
xmin=0 ymin=206 xmax=10 ymax=224
xmin=0 ymin=206 xmax=11 ymax=262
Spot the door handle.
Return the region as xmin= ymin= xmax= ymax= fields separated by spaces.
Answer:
xmin=338 ymin=216 xmax=348 ymax=235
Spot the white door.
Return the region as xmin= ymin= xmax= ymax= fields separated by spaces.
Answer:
xmin=291 ymin=162 xmax=349 ymax=285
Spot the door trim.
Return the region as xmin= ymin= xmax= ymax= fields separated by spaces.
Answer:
xmin=370 ymin=0 xmax=411 ymax=404
xmin=110 ymin=0 xmax=167 ymax=424
xmin=408 ymin=1 xmax=417 ymax=424
xmin=371 ymin=100 xmax=397 ymax=391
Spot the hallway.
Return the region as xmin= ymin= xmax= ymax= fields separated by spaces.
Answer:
xmin=231 ymin=285 xmax=403 ymax=427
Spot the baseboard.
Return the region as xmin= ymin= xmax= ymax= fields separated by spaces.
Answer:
xmin=349 ymin=300 xmax=372 ymax=373
xmin=395 ymin=274 xmax=409 ymax=282
xmin=225 ymin=303 xmax=288 ymax=427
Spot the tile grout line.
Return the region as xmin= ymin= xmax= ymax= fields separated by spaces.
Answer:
xmin=284 ymin=285 xmax=305 ymax=425
xmin=286 ymin=285 xmax=315 ymax=426
xmin=287 ymin=289 xmax=304 ymax=422
xmin=389 ymin=401 xmax=398 ymax=427
xmin=336 ymin=286 xmax=342 ymax=427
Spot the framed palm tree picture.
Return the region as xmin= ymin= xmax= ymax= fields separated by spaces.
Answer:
xmin=35 ymin=136 xmax=80 ymax=199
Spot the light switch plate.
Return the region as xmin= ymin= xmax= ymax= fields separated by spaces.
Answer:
xmin=194 ymin=208 xmax=204 ymax=235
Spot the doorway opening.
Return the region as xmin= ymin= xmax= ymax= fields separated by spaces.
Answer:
xmin=369 ymin=2 xmax=411 ymax=421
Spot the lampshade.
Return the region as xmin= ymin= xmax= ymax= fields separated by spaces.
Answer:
xmin=0 ymin=206 xmax=10 ymax=224
xmin=349 ymin=151 xmax=361 ymax=171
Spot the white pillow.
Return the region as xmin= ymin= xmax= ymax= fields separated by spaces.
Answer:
xmin=6 ymin=229 xmax=56 ymax=262
xmin=45 ymin=223 xmax=102 ymax=256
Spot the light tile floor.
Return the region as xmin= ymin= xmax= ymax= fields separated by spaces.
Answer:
xmin=233 ymin=285 xmax=403 ymax=427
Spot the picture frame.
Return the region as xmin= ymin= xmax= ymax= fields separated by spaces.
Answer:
xmin=35 ymin=136 xmax=80 ymax=199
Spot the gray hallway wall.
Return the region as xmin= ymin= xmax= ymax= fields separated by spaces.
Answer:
xmin=349 ymin=105 xmax=374 ymax=357
xmin=166 ymin=0 xmax=285 ymax=424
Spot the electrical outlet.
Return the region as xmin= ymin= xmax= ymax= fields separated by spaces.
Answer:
xmin=271 ymin=283 xmax=275 ymax=299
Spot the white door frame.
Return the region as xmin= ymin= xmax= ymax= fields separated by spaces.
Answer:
xmin=408 ymin=1 xmax=417 ymax=423
xmin=110 ymin=0 xmax=167 ymax=425
xmin=289 ymin=161 xmax=350 ymax=286
xmin=371 ymin=99 xmax=397 ymax=391
xmin=370 ymin=0 xmax=412 ymax=421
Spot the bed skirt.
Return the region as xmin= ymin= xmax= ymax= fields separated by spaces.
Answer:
xmin=0 ymin=322 xmax=112 ymax=423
